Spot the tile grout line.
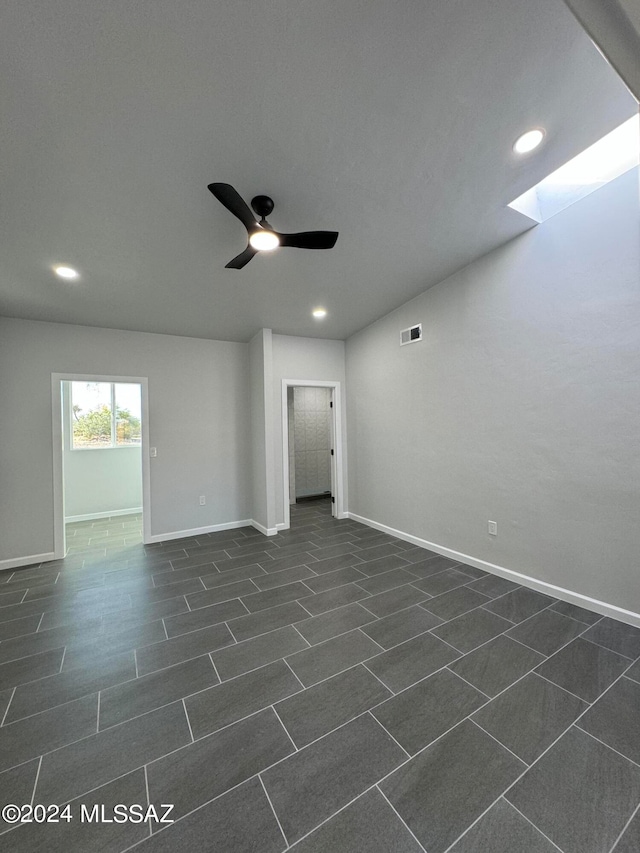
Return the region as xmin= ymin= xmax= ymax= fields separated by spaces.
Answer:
xmin=0 ymin=694 xmax=261 ymax=780
xmin=282 ymin=657 xmax=306 ymax=690
xmin=624 ymin=670 xmax=640 ymax=687
xmin=132 ymin=628 xmax=238 ymax=678
xmin=294 ymin=612 xmax=418 ymax=656
xmin=469 ymin=718 xmax=528 ymax=767
xmin=295 ymin=599 xmax=314 ymax=618
xmin=440 ymin=649 xmax=579 ymax=728
xmin=362 ymin=652 xmax=603 ymax=818
xmin=361 ymin=662 xmax=392 ymax=694
xmin=366 ymin=710 xmax=411 ymax=759
xmin=358 ymin=601 xmax=382 ymax=618
xmin=0 ymin=588 xmax=604 ymax=716
xmin=0 ymin=688 xmax=16 ymax=727
xmin=579 ymin=633 xmax=638 ymax=662
xmin=505 ymin=613 xmax=595 ymax=657
xmin=444 ymin=666 xmax=491 ymax=700
xmin=0 ymin=644 xmax=380 ymax=728
xmin=289 ymin=622 xmax=312 ymax=648
xmin=278 ymin=783 xmax=383 ymax=852
xmin=575 ymin=724 xmax=640 ymax=772
xmin=271 ymin=705 xmax=299 ymax=753
xmin=182 ymin=698 xmax=195 ymax=743
xmin=259 ymin=774 xmax=290 ymax=850
xmin=439 ymin=763 xmax=554 ymax=853
xmin=30 ymin=755 xmax=43 ymax=807
xmin=609 ymin=799 xmax=640 ymax=853
xmin=505 ymin=799 xmax=566 ymax=852
xmin=478 ymin=654 xmax=640 ymax=840
xmin=376 ymin=785 xmax=429 ymax=853
xmin=357 ymin=626 xmax=386 ymax=653
xmin=225 ymin=621 xmax=238 ymax=643
xmin=533 ymin=670 xmax=595 ymax=705
xmin=143 ymin=765 xmax=153 ymax=838
xmin=427 ymin=605 xmax=563 ymax=661
xmin=208 ymin=653 xmax=222 ymax=684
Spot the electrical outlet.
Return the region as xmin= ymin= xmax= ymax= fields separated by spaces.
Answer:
xmin=488 ymin=520 xmax=497 ymax=536
xmin=150 ymin=447 xmax=157 ymax=457
xmin=199 ymin=495 xmax=206 ymax=506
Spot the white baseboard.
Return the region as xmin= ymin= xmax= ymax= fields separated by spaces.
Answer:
xmin=348 ymin=512 xmax=640 ymax=629
xmin=0 ymin=552 xmax=56 ymax=573
xmin=146 ymin=519 xmax=253 ymax=544
xmin=65 ymin=507 xmax=143 ymax=523
xmin=251 ymin=520 xmax=278 ymax=537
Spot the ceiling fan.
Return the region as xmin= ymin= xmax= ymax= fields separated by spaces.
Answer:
xmin=208 ymin=182 xmax=339 ymax=269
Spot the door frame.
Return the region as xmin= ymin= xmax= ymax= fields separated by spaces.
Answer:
xmin=51 ymin=373 xmax=151 ymax=558
xmin=280 ymin=379 xmax=345 ymax=529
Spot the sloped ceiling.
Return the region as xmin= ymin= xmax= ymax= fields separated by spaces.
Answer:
xmin=0 ymin=0 xmax=635 ymax=342
xmin=622 ymin=0 xmax=640 ymax=31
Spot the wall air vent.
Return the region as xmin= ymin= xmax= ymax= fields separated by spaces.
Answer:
xmin=400 ymin=323 xmax=422 ymax=346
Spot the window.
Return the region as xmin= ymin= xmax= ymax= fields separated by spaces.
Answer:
xmin=70 ymin=382 xmax=141 ymax=449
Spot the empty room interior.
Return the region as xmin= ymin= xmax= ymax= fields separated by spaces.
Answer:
xmin=1 ymin=1 xmax=640 ymax=851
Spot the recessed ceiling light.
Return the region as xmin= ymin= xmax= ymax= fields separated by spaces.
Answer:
xmin=513 ymin=129 xmax=545 ymax=155
xmin=53 ymin=265 xmax=79 ymax=280
xmin=249 ymin=229 xmax=280 ymax=251
xmin=312 ymin=308 xmax=327 ymax=319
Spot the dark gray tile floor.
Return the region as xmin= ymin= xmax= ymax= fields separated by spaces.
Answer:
xmin=1 ymin=499 xmax=640 ymax=851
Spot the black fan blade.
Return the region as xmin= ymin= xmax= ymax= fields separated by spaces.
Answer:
xmin=277 ymin=231 xmax=339 ymax=250
xmin=208 ymin=183 xmax=257 ymax=232
xmin=225 ymin=245 xmax=258 ymax=269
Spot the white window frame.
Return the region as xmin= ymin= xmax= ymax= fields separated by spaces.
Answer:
xmin=69 ymin=380 xmax=142 ymax=451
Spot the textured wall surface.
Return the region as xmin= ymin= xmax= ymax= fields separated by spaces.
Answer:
xmin=0 ymin=319 xmax=251 ymax=562
xmin=346 ymin=169 xmax=640 ymax=614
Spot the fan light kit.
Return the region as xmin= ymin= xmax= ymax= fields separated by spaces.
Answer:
xmin=208 ymin=183 xmax=338 ymax=269
xmin=513 ymin=129 xmax=545 ymax=154
xmin=249 ymin=229 xmax=280 ymax=251
xmin=53 ymin=265 xmax=79 ymax=280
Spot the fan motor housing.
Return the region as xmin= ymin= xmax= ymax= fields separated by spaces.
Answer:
xmin=251 ymin=195 xmax=274 ymax=218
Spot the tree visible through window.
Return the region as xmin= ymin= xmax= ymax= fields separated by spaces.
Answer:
xmin=71 ymin=382 xmax=141 ymax=448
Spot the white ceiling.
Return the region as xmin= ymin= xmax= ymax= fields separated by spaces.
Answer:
xmin=0 ymin=0 xmax=635 ymax=342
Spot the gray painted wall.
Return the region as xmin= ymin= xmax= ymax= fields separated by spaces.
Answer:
xmin=249 ymin=328 xmax=276 ymax=533
xmin=346 ymin=169 xmax=640 ymax=613
xmin=0 ymin=319 xmax=251 ymax=563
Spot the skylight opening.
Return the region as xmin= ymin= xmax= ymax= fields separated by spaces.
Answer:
xmin=508 ymin=114 xmax=639 ymax=223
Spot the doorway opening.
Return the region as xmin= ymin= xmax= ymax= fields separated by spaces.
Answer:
xmin=281 ymin=379 xmax=344 ymax=529
xmin=51 ymin=373 xmax=151 ymax=559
